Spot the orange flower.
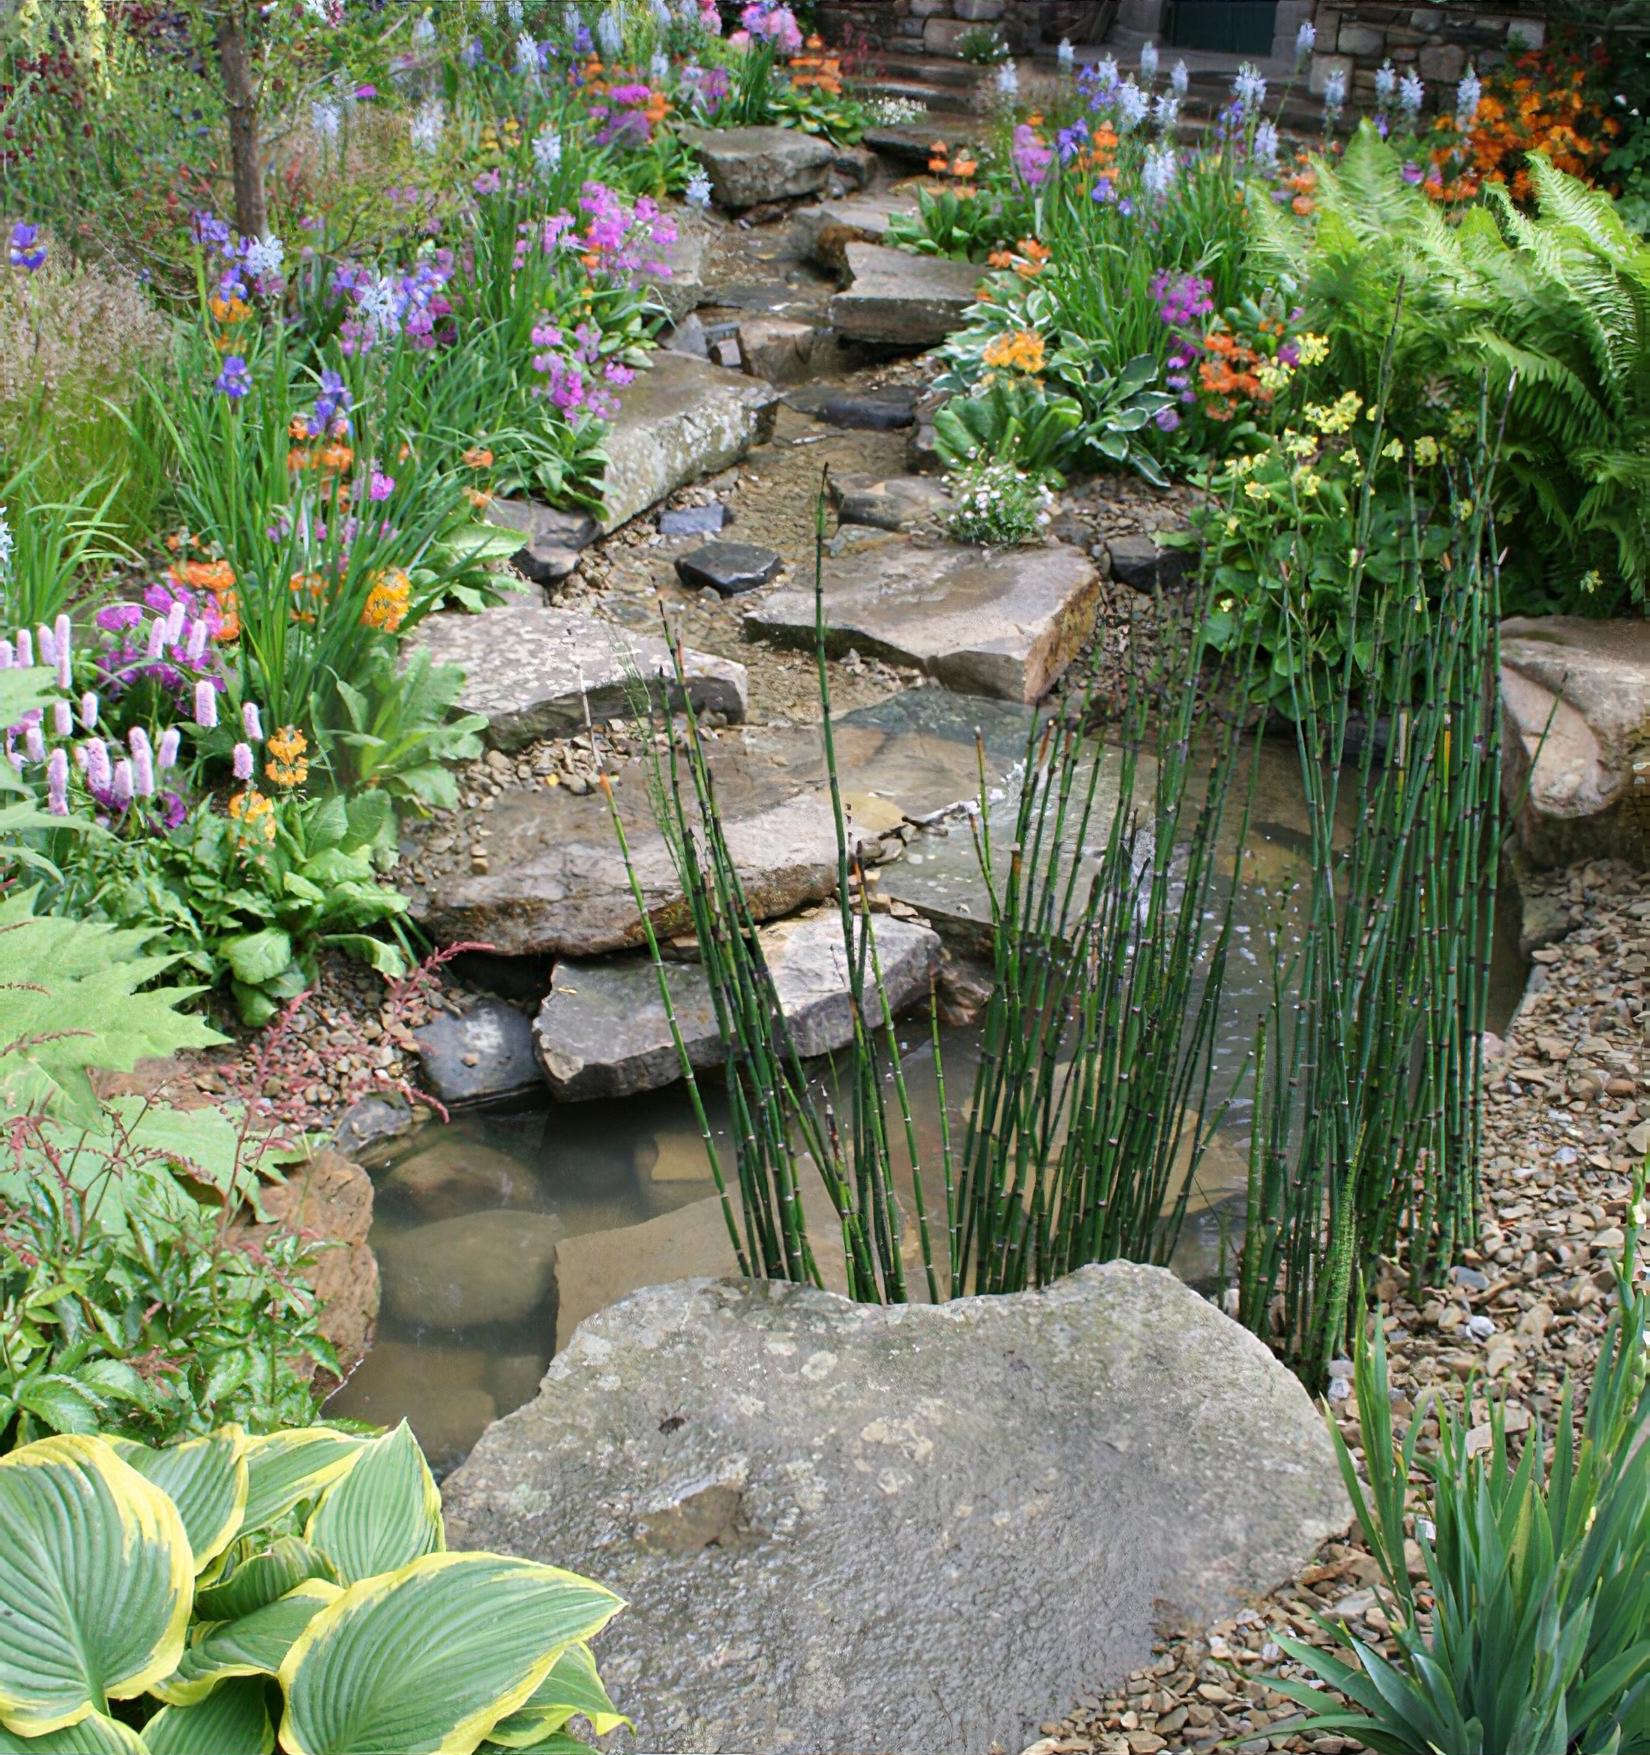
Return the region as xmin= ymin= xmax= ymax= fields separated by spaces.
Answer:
xmin=982 ymin=328 xmax=1048 ymax=374
xmin=228 ymin=789 xmax=276 ymax=844
xmin=464 ymin=487 xmax=494 ymax=510
xmin=264 ymin=725 xmax=309 ymax=790
xmin=462 ymin=446 xmax=494 ymax=470
xmin=361 ymin=567 xmax=411 ymax=634
xmin=317 ymin=443 xmax=353 ymax=475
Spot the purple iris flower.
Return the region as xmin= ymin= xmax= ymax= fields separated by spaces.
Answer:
xmin=214 ymin=355 xmax=253 ymax=398
xmin=8 ymin=222 xmax=45 ymax=272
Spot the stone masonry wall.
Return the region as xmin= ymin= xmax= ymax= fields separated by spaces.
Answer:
xmin=1309 ymin=4 xmax=1549 ymax=105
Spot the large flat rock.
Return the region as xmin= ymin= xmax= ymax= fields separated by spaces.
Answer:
xmin=745 ymin=540 xmax=1101 ymax=702
xmin=789 ymin=192 xmax=921 ymax=269
xmin=444 ymin=1266 xmax=1349 ymax=1755
xmin=1500 ymin=616 xmax=1650 ymax=867
xmin=600 ymin=353 xmax=779 ymax=534
xmin=406 ymin=603 xmax=748 ymax=751
xmin=400 ymin=737 xmax=845 ymax=958
xmin=535 ymin=911 xmax=941 ymax=1099
xmin=681 ymin=124 xmax=834 ymax=209
xmin=828 ymin=241 xmax=982 ymax=347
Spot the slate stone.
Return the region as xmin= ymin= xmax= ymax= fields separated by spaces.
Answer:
xmin=829 ymin=242 xmax=982 ymax=347
xmin=745 ymin=540 xmax=1101 ymax=702
xmin=534 ymin=912 xmax=940 ymax=1099
xmin=412 ymin=998 xmax=541 ymax=1108
xmin=599 ymin=353 xmax=779 ymax=534
xmin=645 ymin=217 xmax=710 ymax=324
xmin=484 ymin=499 xmax=599 ymax=586
xmin=831 ymin=472 xmax=953 ymax=532
xmin=1107 ymin=530 xmax=1196 ymax=591
xmin=401 ymin=739 xmax=846 ymax=959
xmin=406 ymin=603 xmax=748 ymax=751
xmin=675 ymin=541 xmax=784 ymax=597
xmin=377 ymin=1209 xmax=561 ymax=1328
xmin=785 ymin=383 xmax=919 ymax=430
xmin=789 ymin=193 xmax=921 ymax=269
xmin=333 ymin=1092 xmax=417 ymax=1158
xmin=443 ymin=1265 xmax=1350 ymax=1755
xmin=658 ymin=503 xmax=729 ymax=537
xmin=735 ymin=315 xmax=827 ymax=386
xmin=680 ymin=123 xmax=835 ymax=209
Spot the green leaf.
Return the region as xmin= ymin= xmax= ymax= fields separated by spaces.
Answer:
xmin=221 ymin=930 xmax=295 ymax=989
xmin=110 ymin=1429 xmax=249 ymax=1575
xmin=485 ymin=1644 xmax=628 ymax=1748
xmin=17 ymin=1374 xmax=105 ymax=1434
xmin=142 ymin=1677 xmax=273 ymax=1755
xmin=277 ymin=1554 xmax=623 ymax=1755
xmin=0 ymin=1713 xmax=151 ymax=1753
xmin=195 ymin=1539 xmax=340 ymax=1623
xmin=151 ymin=1582 xmax=341 ymax=1708
xmin=239 ymin=1431 xmax=365 ymax=1537
xmin=0 ymin=1436 xmax=191 ymax=1737
xmin=304 ymin=1423 xmax=443 ymax=1586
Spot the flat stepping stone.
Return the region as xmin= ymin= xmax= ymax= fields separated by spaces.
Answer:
xmin=785 ymin=383 xmax=919 ymax=430
xmin=535 ymin=911 xmax=940 ymax=1099
xmin=400 ymin=736 xmax=846 ymax=959
xmin=832 ymin=473 xmax=954 ymax=532
xmin=411 ymin=998 xmax=541 ymax=1108
xmin=645 ymin=215 xmax=711 ymax=323
xmin=1107 ymin=530 xmax=1195 ymax=591
xmin=829 ymin=242 xmax=982 ymax=348
xmin=790 ymin=192 xmax=921 ymax=268
xmin=407 ymin=602 xmax=747 ymax=751
xmin=600 ymin=352 xmax=779 ymax=534
xmin=745 ymin=540 xmax=1100 ymax=703
xmin=443 ymin=1266 xmax=1348 ymax=1755
xmin=658 ymin=502 xmax=729 ymax=536
xmin=675 ymin=541 xmax=783 ymax=597
xmin=483 ymin=499 xmax=598 ymax=586
xmin=681 ymin=123 xmax=834 ymax=209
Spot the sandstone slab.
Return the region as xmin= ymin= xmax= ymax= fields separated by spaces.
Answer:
xmin=681 ymin=124 xmax=834 ymax=209
xmin=600 ymin=353 xmax=779 ymax=534
xmin=1500 ymin=616 xmax=1650 ymax=867
xmin=444 ymin=1266 xmax=1350 ymax=1755
xmin=745 ymin=540 xmax=1100 ymax=702
xmin=829 ymin=242 xmax=982 ymax=347
xmin=832 ymin=472 xmax=953 ymax=532
xmin=790 ymin=192 xmax=921 ymax=269
xmin=406 ymin=602 xmax=748 ymax=751
xmin=376 ymin=1208 xmax=560 ymax=1329
xmin=535 ymin=912 xmax=941 ymax=1099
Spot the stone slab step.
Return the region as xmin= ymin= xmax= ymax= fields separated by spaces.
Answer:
xmin=745 ymin=539 xmax=1100 ymax=702
xmin=864 ymin=117 xmax=985 ymax=163
xmin=680 ymin=123 xmax=835 ymax=210
xmin=407 ymin=601 xmax=747 ymax=751
xmin=828 ymin=241 xmax=982 ymax=347
xmin=535 ymin=911 xmax=940 ymax=1100
xmin=790 ymin=193 xmax=922 ymax=271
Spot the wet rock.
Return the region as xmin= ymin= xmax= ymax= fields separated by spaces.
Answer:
xmin=785 ymin=383 xmax=919 ymax=430
xmin=1106 ymin=531 xmax=1195 ymax=592
xmin=401 ymin=741 xmax=844 ymax=958
xmin=599 ymin=353 xmax=780 ymax=534
xmin=334 ymin=1092 xmax=417 ymax=1158
xmin=675 ymin=541 xmax=784 ymax=597
xmin=1500 ymin=617 xmax=1650 ymax=867
xmin=407 ymin=602 xmax=748 ymax=750
xmin=790 ymin=193 xmax=921 ymax=270
xmin=444 ymin=1265 xmax=1350 ymax=1755
xmin=379 ymin=1138 xmax=530 ymax=1223
xmin=484 ymin=499 xmax=599 ymax=587
xmin=829 ymin=242 xmax=982 ymax=347
xmin=535 ymin=912 xmax=941 ymax=1099
xmin=658 ymin=502 xmax=730 ymax=537
xmin=681 ymin=123 xmax=834 ymax=209
xmin=325 ymin=1340 xmax=496 ymax=1478
xmin=832 ymin=473 xmax=953 ymax=532
xmin=745 ymin=540 xmax=1100 ymax=702
xmin=377 ymin=1208 xmax=560 ymax=1328
xmin=412 ymin=998 xmax=541 ymax=1108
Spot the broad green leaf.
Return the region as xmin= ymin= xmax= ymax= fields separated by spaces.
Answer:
xmin=195 ymin=1538 xmax=339 ymax=1622
xmin=304 ymin=1423 xmax=443 ymax=1585
xmin=142 ymin=1676 xmax=274 ymax=1755
xmin=111 ymin=1428 xmax=248 ymax=1575
xmin=277 ymin=1554 xmax=624 ymax=1755
xmin=220 ymin=929 xmax=295 ymax=989
xmin=0 ymin=1712 xmax=150 ymax=1752
xmin=484 ymin=1644 xmax=628 ymax=1748
xmin=0 ymin=1435 xmax=191 ymax=1737
xmin=240 ymin=1431 xmax=364 ymax=1536
xmin=483 ymin=1736 xmax=593 ymax=1755
xmin=151 ymin=1581 xmax=341 ymax=1708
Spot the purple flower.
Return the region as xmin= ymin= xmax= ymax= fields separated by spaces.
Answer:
xmin=368 ymin=470 xmax=395 ymax=501
xmin=309 ymin=368 xmax=353 ymax=438
xmin=156 ymin=790 xmax=187 ymax=830
xmin=242 ymin=702 xmax=263 ymax=741
xmin=191 ymin=211 xmax=231 ymax=251
xmin=52 ymin=699 xmax=71 ymax=738
xmin=132 ymin=743 xmax=155 ymax=796
xmin=8 ymin=222 xmax=46 ymax=273
xmin=215 ymin=355 xmax=253 ymax=399
xmin=1153 ymin=406 xmax=1181 ymax=432
xmin=1011 ymin=123 xmax=1054 ymax=189
xmin=158 ymin=727 xmax=181 ymax=768
xmin=110 ymin=759 xmax=133 ymax=806
xmin=80 ymin=692 xmax=99 ymax=730
xmin=233 ymin=741 xmax=254 ymax=780
xmin=84 ymin=739 xmax=111 ymax=790
xmin=193 ymin=679 xmax=218 ymax=728
xmin=46 ymin=749 xmax=68 ymax=816
xmin=473 ymin=169 xmax=502 ymax=196
xmin=1401 ymin=161 xmax=1424 ymax=185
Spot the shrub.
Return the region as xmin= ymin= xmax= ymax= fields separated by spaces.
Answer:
xmin=0 ymin=1422 xmax=625 ymax=1753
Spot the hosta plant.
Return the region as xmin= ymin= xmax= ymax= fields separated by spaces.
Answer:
xmin=0 ymin=1422 xmax=625 ymax=1754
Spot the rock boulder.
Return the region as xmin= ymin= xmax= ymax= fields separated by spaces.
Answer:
xmin=828 ymin=242 xmax=982 ymax=347
xmin=680 ymin=124 xmax=834 ymax=209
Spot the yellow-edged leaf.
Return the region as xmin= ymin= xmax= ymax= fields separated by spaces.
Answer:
xmin=193 ymin=1538 xmax=338 ymax=1623
xmin=0 ymin=1435 xmax=191 ymax=1737
xmin=110 ymin=1428 xmax=248 ymax=1574
xmin=483 ymin=1642 xmax=628 ymax=1748
xmin=0 ymin=1713 xmax=150 ymax=1753
xmin=149 ymin=1582 xmax=340 ymax=1709
xmin=142 ymin=1675 xmax=274 ymax=1755
xmin=277 ymin=1553 xmax=623 ymax=1755
xmin=239 ymin=1432 xmax=363 ymax=1536
xmin=304 ymin=1422 xmax=443 ymax=1585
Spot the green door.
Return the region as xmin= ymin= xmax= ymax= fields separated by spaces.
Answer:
xmin=1165 ymin=0 xmax=1277 ymax=52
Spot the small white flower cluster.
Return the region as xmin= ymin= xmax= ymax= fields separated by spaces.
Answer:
xmin=410 ymin=96 xmax=445 ymax=155
xmin=0 ymin=507 xmax=13 ymax=580
xmin=864 ymin=95 xmax=928 ymax=126
xmin=944 ymin=460 xmax=1055 ymax=549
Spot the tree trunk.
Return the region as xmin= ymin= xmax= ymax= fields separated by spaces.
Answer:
xmin=216 ymin=5 xmax=266 ymax=240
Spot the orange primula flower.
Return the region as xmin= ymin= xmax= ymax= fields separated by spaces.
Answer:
xmin=361 ymin=567 xmax=412 ymax=634
xmin=982 ymin=328 xmax=1048 ymax=374
xmin=462 ymin=446 xmax=494 ymax=469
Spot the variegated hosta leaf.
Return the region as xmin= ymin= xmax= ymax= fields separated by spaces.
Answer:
xmin=0 ymin=1436 xmax=191 ymax=1737
xmin=239 ymin=1431 xmax=364 ymax=1536
xmin=194 ymin=1538 xmax=339 ymax=1623
xmin=150 ymin=1582 xmax=341 ymax=1709
xmin=277 ymin=1554 xmax=623 ymax=1755
xmin=0 ymin=1714 xmax=151 ymax=1753
xmin=483 ymin=1737 xmax=593 ymax=1755
xmin=142 ymin=1676 xmax=274 ymax=1755
xmin=111 ymin=1427 xmax=249 ymax=1575
xmin=484 ymin=1643 xmax=629 ymax=1749
xmin=304 ymin=1422 xmax=443 ymax=1585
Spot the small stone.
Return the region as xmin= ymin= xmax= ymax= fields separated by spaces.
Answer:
xmin=676 ymin=541 xmax=785 ymax=597
xmin=659 ymin=503 xmax=729 ymax=537
xmin=1450 ymin=1264 xmax=1491 ymax=1291
xmin=786 ymin=384 xmax=920 ymax=430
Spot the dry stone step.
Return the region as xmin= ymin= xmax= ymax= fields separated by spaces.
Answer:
xmin=406 ymin=602 xmax=748 ymax=751
xmin=744 ymin=539 xmax=1101 ymax=703
xmin=442 ymin=1265 xmax=1350 ymax=1755
xmin=644 ymin=215 xmax=711 ymax=323
xmin=789 ymin=192 xmax=922 ymax=270
xmin=680 ymin=123 xmax=835 ymax=209
xmin=829 ymin=241 xmax=983 ymax=347
xmin=832 ymin=472 xmax=954 ymax=532
xmin=785 ymin=383 xmax=920 ymax=430
xmin=674 ymin=541 xmax=784 ymax=597
xmin=483 ymin=498 xmax=598 ymax=586
xmin=599 ymin=352 xmax=779 ymax=534
xmin=534 ymin=911 xmax=941 ymax=1100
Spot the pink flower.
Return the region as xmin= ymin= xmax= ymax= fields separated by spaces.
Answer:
xmin=242 ymin=701 xmax=262 ymax=741
xmin=158 ymin=727 xmax=181 ymax=768
xmin=193 ymin=679 xmax=218 ymax=728
xmin=46 ymin=749 xmax=68 ymax=816
xmin=233 ymin=741 xmax=254 ymax=780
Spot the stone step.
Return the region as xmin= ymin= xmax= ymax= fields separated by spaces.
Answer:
xmin=680 ymin=122 xmax=835 ymax=211
xmin=846 ymin=76 xmax=975 ymax=107
xmin=827 ymin=241 xmax=983 ymax=348
xmin=406 ymin=601 xmax=748 ymax=752
xmin=862 ymin=50 xmax=982 ymax=88
xmin=864 ymin=116 xmax=985 ymax=163
xmin=790 ymin=192 xmax=922 ymax=271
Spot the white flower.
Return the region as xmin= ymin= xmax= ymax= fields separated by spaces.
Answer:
xmin=1056 ymin=37 xmax=1074 ymax=68
xmin=1295 ymin=19 xmax=1316 ymax=63
xmin=1170 ymin=58 xmax=1188 ymax=97
xmin=1253 ymin=118 xmax=1280 ymax=173
xmin=410 ymin=95 xmax=445 ymax=154
xmin=1399 ymin=69 xmax=1424 ymax=116
xmin=1139 ymin=39 xmax=1158 ymax=82
xmin=242 ymin=233 xmax=285 ymax=278
xmin=1456 ymin=65 xmax=1481 ymax=128
xmin=478 ymin=0 xmax=496 ymax=17
xmin=1232 ymin=61 xmax=1266 ymax=110
xmin=597 ymin=9 xmax=623 ymax=57
xmin=411 ymin=11 xmax=435 ymax=46
xmin=651 ymin=50 xmax=670 ymax=86
xmin=0 ymin=508 xmax=11 ymax=579
xmin=1117 ymin=77 xmax=1148 ymax=131
xmin=995 ymin=58 xmax=1019 ymax=97
xmin=532 ymin=124 xmax=564 ymax=175
xmin=1153 ymin=91 xmax=1179 ymax=134
xmin=311 ymin=97 xmax=341 ymax=143
xmin=356 ymin=273 xmax=405 ymax=335
xmin=1141 ymin=141 xmax=1177 ymax=201
xmin=515 ymin=29 xmax=539 ymax=75
xmin=1322 ymin=66 xmax=1347 ymax=118
xmin=685 ymin=168 xmax=713 ymax=207
xmin=508 ymin=0 xmax=525 ymax=25
xmin=1374 ymin=59 xmax=1397 ymax=109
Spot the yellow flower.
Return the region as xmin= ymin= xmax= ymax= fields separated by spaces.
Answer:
xmin=1256 ymin=362 xmax=1292 ymax=393
xmin=265 ymin=725 xmax=310 ymax=790
xmin=1382 ymin=438 xmax=1405 ymax=462
xmin=1244 ymin=480 xmax=1269 ymax=501
xmin=1296 ymin=332 xmax=1330 ymax=367
xmin=1296 ymin=470 xmax=1323 ymax=494
xmin=1304 ymin=390 xmax=1363 ymax=436
xmin=1455 ymin=498 xmax=1475 ymax=521
xmin=228 ymin=789 xmax=276 ymax=844
xmin=1412 ymin=436 xmax=1440 ymax=467
xmin=1283 ymin=431 xmax=1316 ymax=460
xmin=1579 ymin=568 xmax=1602 ymax=595
xmin=981 ymin=328 xmax=1047 ymax=375
xmin=361 ymin=567 xmax=412 ymax=634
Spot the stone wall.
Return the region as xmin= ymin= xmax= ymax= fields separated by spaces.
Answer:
xmin=1308 ymin=4 xmax=1548 ymax=103
xmin=814 ymin=0 xmax=1087 ymax=57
